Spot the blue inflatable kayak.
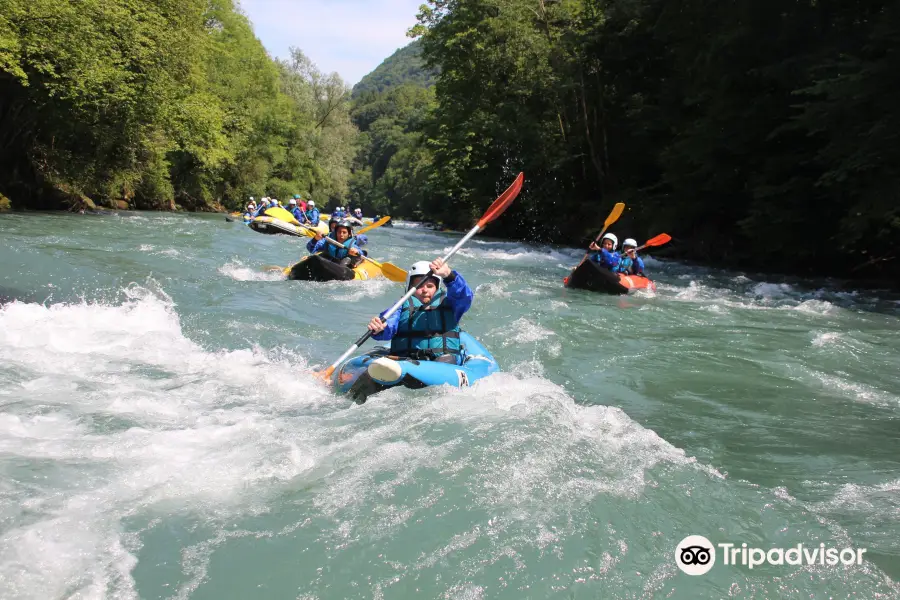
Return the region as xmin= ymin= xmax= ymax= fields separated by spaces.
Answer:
xmin=332 ymin=332 xmax=499 ymax=403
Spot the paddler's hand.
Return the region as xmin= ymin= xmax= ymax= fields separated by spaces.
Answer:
xmin=589 ymin=241 xmax=600 ymax=251
xmin=367 ymin=316 xmax=386 ymax=334
xmin=430 ymin=258 xmax=451 ymax=278
xmin=348 ymin=248 xmax=359 ymax=256
xmin=314 ymin=232 xmax=323 ymax=241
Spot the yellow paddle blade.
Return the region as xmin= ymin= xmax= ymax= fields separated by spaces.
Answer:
xmin=604 ymin=202 xmax=625 ymax=228
xmin=356 ymin=216 xmax=391 ymax=235
xmin=380 ymin=262 xmax=408 ymax=283
xmin=360 ymin=255 xmax=406 ymax=282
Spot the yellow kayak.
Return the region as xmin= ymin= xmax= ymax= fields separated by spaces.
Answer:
xmin=285 ymin=253 xmax=383 ymax=281
xmin=249 ymin=215 xmax=328 ymax=237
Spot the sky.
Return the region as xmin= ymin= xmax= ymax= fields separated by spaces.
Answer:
xmin=238 ymin=0 xmax=425 ymax=86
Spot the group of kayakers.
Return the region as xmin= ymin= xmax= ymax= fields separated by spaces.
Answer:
xmin=244 ymin=195 xmax=353 ymax=228
xmin=588 ymin=233 xmax=646 ymax=276
xmin=329 ymin=206 xmax=363 ymax=220
xmin=241 ymin=185 xmax=654 ymax=372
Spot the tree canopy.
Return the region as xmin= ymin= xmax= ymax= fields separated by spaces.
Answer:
xmin=0 ymin=0 xmax=355 ymax=211
xmin=397 ymin=0 xmax=900 ymax=282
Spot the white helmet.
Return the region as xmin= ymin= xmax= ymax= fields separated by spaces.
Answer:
xmin=600 ymin=233 xmax=618 ymax=249
xmin=308 ymin=201 xmax=315 ymax=207
xmin=405 ymin=260 xmax=443 ymax=291
xmin=249 ymin=196 xmax=254 ymax=201
xmin=622 ymin=238 xmax=637 ymax=249
xmin=289 ymin=198 xmax=297 ymax=205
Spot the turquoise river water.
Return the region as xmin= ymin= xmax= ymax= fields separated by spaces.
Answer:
xmin=1 ymin=211 xmax=899 ymax=599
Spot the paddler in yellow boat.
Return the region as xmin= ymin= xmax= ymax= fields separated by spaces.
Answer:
xmin=310 ymin=219 xmax=363 ymax=268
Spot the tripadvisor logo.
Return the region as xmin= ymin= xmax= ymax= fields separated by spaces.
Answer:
xmin=675 ymin=536 xmax=867 ymax=575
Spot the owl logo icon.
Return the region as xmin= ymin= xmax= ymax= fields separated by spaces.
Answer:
xmin=676 ymin=535 xmax=716 ymax=575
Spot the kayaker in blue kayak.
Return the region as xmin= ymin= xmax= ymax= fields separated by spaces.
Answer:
xmin=613 ymin=238 xmax=645 ymax=276
xmin=366 ymin=258 xmax=474 ymax=365
xmin=588 ymin=233 xmax=621 ymax=270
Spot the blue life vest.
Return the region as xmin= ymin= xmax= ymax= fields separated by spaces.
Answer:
xmin=614 ymin=256 xmax=634 ymax=274
xmin=390 ymin=293 xmax=462 ymax=358
xmin=325 ymin=236 xmax=357 ymax=260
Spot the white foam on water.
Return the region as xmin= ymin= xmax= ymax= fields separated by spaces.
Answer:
xmin=751 ymin=282 xmax=795 ymax=299
xmin=218 ymin=261 xmax=285 ymax=282
xmin=475 ymin=281 xmax=511 ymax=299
xmin=444 ymin=244 xmax=578 ymax=264
xmin=815 ymin=479 xmax=900 ymax=518
xmin=812 ymin=331 xmax=843 ymax=347
xmin=0 ymin=287 xmax=334 ymax=599
xmin=152 ymin=366 xmax=709 ymax=598
xmin=792 ymin=299 xmax=837 ymax=315
xmin=495 ymin=317 xmax=557 ymax=345
xmin=808 ymin=370 xmax=900 ymax=409
xmin=321 ymin=277 xmax=398 ymax=302
xmin=301 ymin=371 xmax=701 ymax=542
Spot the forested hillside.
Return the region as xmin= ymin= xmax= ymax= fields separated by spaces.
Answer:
xmin=351 ymin=40 xmax=436 ymax=98
xmin=347 ymin=41 xmax=436 ymax=218
xmin=0 ymin=0 xmax=354 ymax=212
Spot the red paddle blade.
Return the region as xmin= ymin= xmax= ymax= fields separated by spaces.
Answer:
xmin=644 ymin=233 xmax=671 ymax=247
xmin=477 ymin=172 xmax=524 ymax=228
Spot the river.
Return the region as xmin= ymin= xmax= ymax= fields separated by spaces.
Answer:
xmin=1 ymin=211 xmax=898 ymax=599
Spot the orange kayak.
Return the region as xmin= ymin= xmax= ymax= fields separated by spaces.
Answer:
xmin=563 ymin=260 xmax=656 ymax=294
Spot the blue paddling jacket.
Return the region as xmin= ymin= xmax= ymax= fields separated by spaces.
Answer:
xmin=614 ymin=255 xmax=645 ymax=275
xmin=305 ymin=208 xmax=320 ymax=226
xmin=373 ymin=271 xmax=474 ymax=363
xmin=312 ymin=234 xmax=359 ymax=260
xmin=289 ymin=206 xmax=307 ymax=224
xmin=590 ymin=249 xmax=620 ymax=270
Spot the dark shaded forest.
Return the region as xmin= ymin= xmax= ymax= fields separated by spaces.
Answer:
xmin=387 ymin=0 xmax=899 ymax=283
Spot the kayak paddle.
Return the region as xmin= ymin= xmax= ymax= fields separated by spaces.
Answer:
xmin=356 ymin=215 xmax=392 ymax=235
xmin=573 ymin=202 xmax=626 ymax=269
xmin=633 ymin=233 xmax=671 ymax=252
xmin=315 ymin=171 xmax=525 ymax=382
